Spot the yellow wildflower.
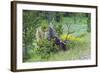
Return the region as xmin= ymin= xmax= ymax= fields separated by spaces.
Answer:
xmin=60 ymin=34 xmax=81 ymax=41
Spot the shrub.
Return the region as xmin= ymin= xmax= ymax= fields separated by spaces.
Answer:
xmin=32 ymin=39 xmax=59 ymax=60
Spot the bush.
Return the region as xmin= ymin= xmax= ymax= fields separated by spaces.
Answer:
xmin=32 ymin=39 xmax=59 ymax=60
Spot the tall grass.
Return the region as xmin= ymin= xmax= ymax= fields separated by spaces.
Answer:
xmin=23 ymin=11 xmax=91 ymax=62
xmin=25 ymin=33 xmax=91 ymax=62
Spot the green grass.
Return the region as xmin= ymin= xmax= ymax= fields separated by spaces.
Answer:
xmin=25 ymin=33 xmax=91 ymax=62
xmin=23 ymin=15 xmax=91 ymax=62
xmin=46 ymin=33 xmax=91 ymax=61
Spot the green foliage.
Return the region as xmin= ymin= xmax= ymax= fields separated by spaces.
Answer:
xmin=29 ymin=39 xmax=59 ymax=61
xmin=23 ymin=10 xmax=91 ymax=62
xmin=55 ymin=23 xmax=63 ymax=36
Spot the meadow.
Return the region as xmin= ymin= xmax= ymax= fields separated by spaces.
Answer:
xmin=22 ymin=10 xmax=91 ymax=62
